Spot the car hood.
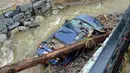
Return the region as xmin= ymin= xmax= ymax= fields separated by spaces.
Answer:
xmin=54 ymin=26 xmax=77 ymax=45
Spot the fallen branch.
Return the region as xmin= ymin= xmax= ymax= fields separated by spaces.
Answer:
xmin=0 ymin=32 xmax=110 ymax=73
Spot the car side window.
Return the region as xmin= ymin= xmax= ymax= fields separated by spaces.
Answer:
xmin=71 ymin=19 xmax=92 ymax=29
xmin=70 ymin=19 xmax=81 ymax=27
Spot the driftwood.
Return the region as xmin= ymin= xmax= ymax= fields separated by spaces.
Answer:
xmin=0 ymin=32 xmax=110 ymax=73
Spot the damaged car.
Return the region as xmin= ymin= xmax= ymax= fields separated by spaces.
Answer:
xmin=37 ymin=14 xmax=106 ymax=66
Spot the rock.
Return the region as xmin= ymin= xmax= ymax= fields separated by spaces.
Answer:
xmin=41 ymin=7 xmax=48 ymax=14
xmin=52 ymin=10 xmax=59 ymax=15
xmin=46 ymin=3 xmax=51 ymax=9
xmin=13 ymin=13 xmax=24 ymax=22
xmin=20 ymin=3 xmax=33 ymax=12
xmin=52 ymin=4 xmax=64 ymax=10
xmin=56 ymin=5 xmax=64 ymax=9
xmin=30 ymin=17 xmax=35 ymax=21
xmin=52 ymin=6 xmax=58 ymax=10
xmin=24 ymin=21 xmax=32 ymax=26
xmin=24 ymin=21 xmax=40 ymax=28
xmin=8 ymin=22 xmax=20 ymax=30
xmin=2 ymin=40 xmax=12 ymax=49
xmin=0 ymin=34 xmax=7 ymax=43
xmin=35 ymin=16 xmax=45 ymax=22
xmin=28 ymin=22 xmax=40 ymax=28
xmin=17 ymin=26 xmax=28 ymax=31
xmin=0 ymin=21 xmax=8 ymax=34
xmin=10 ymin=28 xmax=20 ymax=35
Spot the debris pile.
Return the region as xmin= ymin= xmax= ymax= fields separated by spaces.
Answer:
xmin=96 ymin=12 xmax=123 ymax=30
xmin=44 ymin=13 xmax=123 ymax=73
xmin=44 ymin=51 xmax=95 ymax=73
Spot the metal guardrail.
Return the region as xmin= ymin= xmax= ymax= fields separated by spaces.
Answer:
xmin=81 ymin=5 xmax=130 ymax=73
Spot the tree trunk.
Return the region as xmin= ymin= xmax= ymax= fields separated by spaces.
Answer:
xmin=0 ymin=32 xmax=110 ymax=73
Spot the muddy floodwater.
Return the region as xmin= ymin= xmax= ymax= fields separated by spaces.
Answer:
xmin=0 ymin=0 xmax=130 ymax=73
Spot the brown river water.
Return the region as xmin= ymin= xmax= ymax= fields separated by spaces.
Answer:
xmin=0 ymin=0 xmax=130 ymax=73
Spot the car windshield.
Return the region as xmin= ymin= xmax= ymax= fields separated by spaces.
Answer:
xmin=70 ymin=19 xmax=93 ymax=30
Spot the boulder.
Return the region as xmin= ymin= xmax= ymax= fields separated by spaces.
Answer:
xmin=20 ymin=3 xmax=33 ymax=12
xmin=0 ymin=21 xmax=8 ymax=34
xmin=0 ymin=34 xmax=7 ymax=43
xmin=24 ymin=21 xmax=40 ymax=28
xmin=17 ymin=26 xmax=28 ymax=31
xmin=13 ymin=13 xmax=24 ymax=22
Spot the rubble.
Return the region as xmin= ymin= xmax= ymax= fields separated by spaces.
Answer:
xmin=96 ymin=12 xmax=123 ymax=30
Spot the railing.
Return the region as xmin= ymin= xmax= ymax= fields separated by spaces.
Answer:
xmin=81 ymin=5 xmax=130 ymax=73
